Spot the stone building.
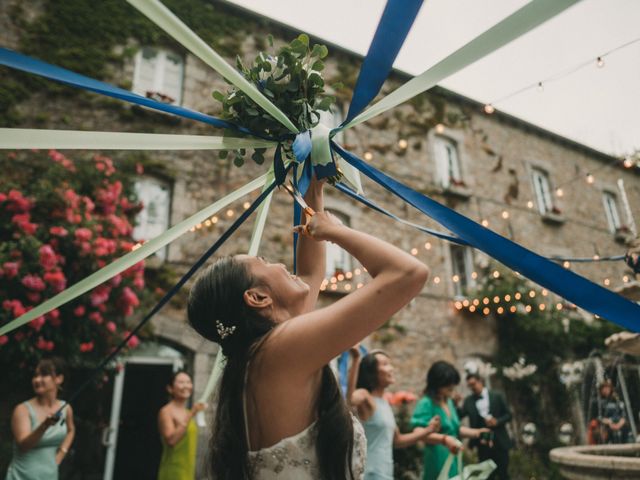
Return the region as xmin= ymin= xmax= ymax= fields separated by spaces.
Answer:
xmin=2 ymin=0 xmax=639 ymax=477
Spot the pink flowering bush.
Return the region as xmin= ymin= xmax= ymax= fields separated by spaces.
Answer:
xmin=0 ymin=150 xmax=152 ymax=370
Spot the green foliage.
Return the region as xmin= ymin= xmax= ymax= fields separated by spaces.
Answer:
xmin=213 ymin=34 xmax=336 ymax=166
xmin=471 ymin=266 xmax=621 ymax=475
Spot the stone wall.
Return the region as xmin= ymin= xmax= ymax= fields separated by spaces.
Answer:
xmin=3 ymin=0 xmax=639 ymax=405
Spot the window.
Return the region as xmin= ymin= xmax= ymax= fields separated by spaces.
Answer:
xmin=434 ymin=136 xmax=463 ymax=188
xmin=325 ymin=211 xmax=352 ymax=277
xmin=450 ymin=245 xmax=474 ymax=297
xmin=132 ymin=47 xmax=184 ymax=105
xmin=318 ymin=106 xmax=345 ymax=145
xmin=602 ymin=191 xmax=622 ymax=233
xmin=531 ymin=168 xmax=554 ymax=215
xmin=133 ymin=177 xmax=172 ymax=260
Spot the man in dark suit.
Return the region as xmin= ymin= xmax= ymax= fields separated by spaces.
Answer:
xmin=460 ymin=373 xmax=513 ymax=479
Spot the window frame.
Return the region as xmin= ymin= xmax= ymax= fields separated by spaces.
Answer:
xmin=132 ymin=47 xmax=184 ymax=105
xmin=531 ymin=167 xmax=555 ymax=215
xmin=132 ymin=175 xmax=173 ymax=261
xmin=449 ymin=244 xmax=474 ymax=298
xmin=434 ymin=135 xmax=464 ymax=189
xmin=602 ymin=190 xmax=622 ymax=233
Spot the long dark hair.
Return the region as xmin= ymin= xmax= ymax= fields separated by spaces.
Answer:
xmin=356 ymin=350 xmax=389 ymax=392
xmin=424 ymin=360 xmax=460 ymax=398
xmin=188 ymin=256 xmax=354 ymax=480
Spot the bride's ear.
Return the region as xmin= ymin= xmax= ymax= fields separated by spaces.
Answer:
xmin=243 ymin=287 xmax=272 ymax=310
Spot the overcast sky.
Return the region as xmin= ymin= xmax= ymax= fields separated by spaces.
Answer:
xmin=225 ymin=0 xmax=640 ymax=157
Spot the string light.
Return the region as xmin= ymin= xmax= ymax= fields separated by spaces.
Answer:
xmin=563 ymin=261 xmax=571 ymax=268
xmin=525 ymin=305 xmax=532 ymax=313
xmin=492 ymin=270 xmax=500 ymax=279
xmin=344 ymin=284 xmax=352 ymax=291
xmin=483 ymin=307 xmax=491 ymax=315
xmin=204 ymin=219 xmax=211 ymax=227
xmin=529 ymin=290 xmax=536 ymax=298
xmin=226 ymin=209 xmax=234 ymax=217
xmin=510 ymin=306 xmax=517 ymax=313
xmin=541 ymin=289 xmax=548 ymax=297
xmin=354 ymin=268 xmax=362 ymax=276
xmin=555 ymin=188 xmax=564 ymax=198
xmin=526 ymin=201 xmax=534 ymax=209
xmin=481 ymin=219 xmax=490 ymax=227
xmin=604 ymin=278 xmax=610 ymax=286
xmin=586 ymin=173 xmax=595 ymax=184
xmin=455 ymin=301 xmax=463 ymax=310
xmin=424 ymin=242 xmax=432 ymax=250
xmin=504 ymin=294 xmax=511 ymax=302
xmin=624 ymin=157 xmax=634 ymax=168
xmin=345 ymin=271 xmax=353 ymax=279
xmin=484 ymin=104 xmax=495 ymax=114
xmin=539 ymin=303 xmax=546 ymax=311
xmin=556 ymin=303 xmax=563 ymax=311
xmin=337 ymin=273 xmax=345 ymax=281
xmin=469 ymin=305 xmax=476 ymax=313
xmin=398 ymin=139 xmax=408 ymax=149
xmin=493 ymin=296 xmax=500 ymax=304
xmin=243 ymin=201 xmax=251 ymax=209
xmin=433 ymin=276 xmax=441 ymax=284
xmin=501 ymin=210 xmax=510 ymax=219
xmin=514 ymin=292 xmax=522 ymax=300
xmin=357 ymin=283 xmax=364 ymax=289
xmin=471 ymin=271 xmax=478 ymax=280
xmin=435 ymin=124 xmax=445 ymax=134
xmin=497 ymin=307 xmax=504 ymax=314
xmin=363 ymin=152 xmax=373 ymax=161
xmin=452 ymin=275 xmax=459 ymax=283
xmin=623 ymin=275 xmax=630 ymax=283
xmin=483 ymin=297 xmax=490 ymax=305
xmin=211 ymin=216 xmax=218 ymax=224
xmin=596 ymin=56 xmax=605 ymax=68
xmin=411 ymin=248 xmax=418 ymax=255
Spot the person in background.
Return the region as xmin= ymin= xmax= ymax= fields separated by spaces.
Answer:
xmin=348 ymin=347 xmax=441 ymax=480
xmin=591 ymin=379 xmax=629 ymax=444
xmin=411 ymin=361 xmax=489 ymax=480
xmin=157 ymin=370 xmax=206 ymax=480
xmin=6 ymin=357 xmax=75 ymax=480
xmin=460 ymin=373 xmax=513 ymax=480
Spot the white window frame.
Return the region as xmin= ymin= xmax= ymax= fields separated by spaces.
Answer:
xmin=132 ymin=47 xmax=184 ymax=105
xmin=325 ymin=210 xmax=352 ymax=278
xmin=434 ymin=136 xmax=463 ymax=188
xmin=531 ymin=167 xmax=554 ymax=215
xmin=602 ymin=190 xmax=622 ymax=233
xmin=450 ymin=244 xmax=474 ymax=298
xmin=133 ymin=176 xmax=172 ymax=261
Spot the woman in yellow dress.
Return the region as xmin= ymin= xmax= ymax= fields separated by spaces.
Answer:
xmin=157 ymin=371 xmax=206 ymax=480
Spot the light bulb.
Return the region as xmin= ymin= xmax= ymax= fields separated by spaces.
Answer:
xmin=484 ymin=104 xmax=495 ymax=114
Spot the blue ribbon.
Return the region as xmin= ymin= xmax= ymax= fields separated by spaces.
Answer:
xmin=334 ymin=182 xmax=468 ymax=246
xmin=332 ymin=141 xmax=640 ymax=333
xmin=0 ymin=47 xmax=262 ymax=137
xmin=338 ymin=344 xmax=368 ymax=396
xmin=344 ymin=0 xmax=424 ymax=123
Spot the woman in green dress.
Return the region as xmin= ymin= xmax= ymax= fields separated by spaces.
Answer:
xmin=411 ymin=361 xmax=488 ymax=480
xmin=157 ymin=371 xmax=206 ymax=480
xmin=6 ymin=358 xmax=75 ymax=480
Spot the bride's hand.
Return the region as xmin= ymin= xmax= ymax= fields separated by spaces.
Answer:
xmin=293 ymin=211 xmax=344 ymax=241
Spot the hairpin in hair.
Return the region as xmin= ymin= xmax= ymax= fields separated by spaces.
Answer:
xmin=216 ymin=320 xmax=236 ymax=340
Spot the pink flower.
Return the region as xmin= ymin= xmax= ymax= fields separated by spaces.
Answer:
xmin=89 ymin=312 xmax=103 ymax=325
xmin=133 ymin=276 xmax=145 ymax=290
xmin=0 ymin=192 xmax=6 ymax=202
xmin=126 ymin=334 xmax=140 ymax=349
xmin=39 ymin=244 xmax=58 ymax=271
xmin=136 ymin=163 xmax=144 ymax=175
xmin=3 ymin=262 xmax=20 ymax=279
xmin=0 ymin=335 xmax=8 ymax=346
xmin=22 ymin=274 xmax=46 ymax=292
xmin=3 ymin=299 xmax=26 ymax=317
xmin=94 ymin=237 xmax=117 ymax=257
xmin=74 ymin=228 xmax=93 ymax=242
xmin=11 ymin=213 xmax=38 ymax=235
xmin=106 ymin=321 xmax=117 ymax=333
xmin=110 ymin=274 xmax=122 ymax=287
xmin=25 ymin=292 xmax=41 ymax=303
xmin=6 ymin=189 xmax=32 ymax=212
xmin=14 ymin=331 xmax=25 ymax=342
xmin=43 ymin=271 xmax=67 ymax=293
xmin=46 ymin=309 xmax=61 ymax=327
xmin=29 ymin=316 xmax=46 ymax=331
xmin=79 ymin=341 xmax=94 ymax=353
xmin=90 ymin=285 xmax=111 ymax=306
xmin=49 ymin=226 xmax=68 ymax=237
xmin=35 ymin=336 xmax=54 ymax=351
xmin=73 ymin=305 xmax=86 ymax=317
xmin=118 ymin=287 xmax=140 ymax=316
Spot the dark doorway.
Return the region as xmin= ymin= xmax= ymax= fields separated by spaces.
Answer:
xmin=112 ymin=362 xmax=173 ymax=480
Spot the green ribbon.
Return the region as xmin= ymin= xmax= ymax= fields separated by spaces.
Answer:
xmin=342 ymin=0 xmax=581 ymax=129
xmin=0 ymin=173 xmax=269 ymax=336
xmin=127 ymin=0 xmax=298 ymax=134
xmin=0 ymin=128 xmax=277 ymax=150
